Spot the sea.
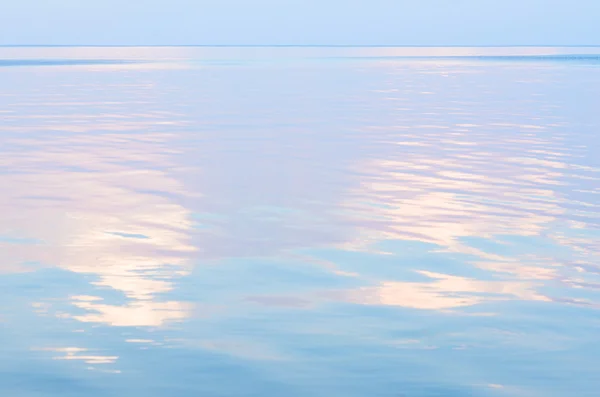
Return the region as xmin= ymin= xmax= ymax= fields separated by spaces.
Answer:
xmin=1 ymin=46 xmax=600 ymax=396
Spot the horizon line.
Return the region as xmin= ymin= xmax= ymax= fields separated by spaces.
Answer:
xmin=2 ymin=44 xmax=600 ymax=48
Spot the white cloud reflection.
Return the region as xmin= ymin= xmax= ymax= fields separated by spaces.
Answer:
xmin=330 ymin=63 xmax=600 ymax=311
xmin=1 ymin=80 xmax=196 ymax=327
xmin=36 ymin=347 xmax=118 ymax=366
xmin=3 ymin=52 xmax=600 ymax=327
xmin=349 ymin=271 xmax=549 ymax=311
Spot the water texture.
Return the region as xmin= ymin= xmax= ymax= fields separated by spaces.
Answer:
xmin=1 ymin=47 xmax=599 ymax=397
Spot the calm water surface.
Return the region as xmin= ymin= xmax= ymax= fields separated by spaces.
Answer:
xmin=1 ymin=47 xmax=600 ymax=396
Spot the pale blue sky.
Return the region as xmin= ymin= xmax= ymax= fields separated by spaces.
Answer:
xmin=1 ymin=0 xmax=599 ymax=46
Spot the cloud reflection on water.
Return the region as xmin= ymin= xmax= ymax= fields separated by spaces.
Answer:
xmin=1 ymin=78 xmax=196 ymax=327
xmin=1 ymin=47 xmax=600 ymax=395
xmin=331 ymin=62 xmax=600 ymax=311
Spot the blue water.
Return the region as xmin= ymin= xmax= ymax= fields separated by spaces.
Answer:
xmin=1 ymin=47 xmax=600 ymax=396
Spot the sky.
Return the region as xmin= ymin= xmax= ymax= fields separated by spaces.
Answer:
xmin=1 ymin=0 xmax=599 ymax=46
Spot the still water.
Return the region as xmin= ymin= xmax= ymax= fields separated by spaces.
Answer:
xmin=1 ymin=47 xmax=600 ymax=396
